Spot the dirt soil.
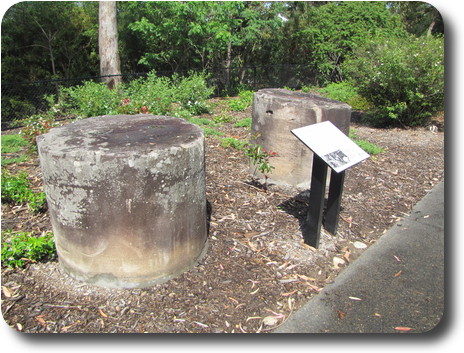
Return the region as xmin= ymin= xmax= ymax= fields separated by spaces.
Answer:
xmin=1 ymin=100 xmax=444 ymax=333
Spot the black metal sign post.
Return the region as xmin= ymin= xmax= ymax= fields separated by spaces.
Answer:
xmin=303 ymin=154 xmax=328 ymax=248
xmin=292 ymin=121 xmax=370 ymax=249
xmin=325 ymin=168 xmax=345 ymax=235
xmin=303 ymin=154 xmax=345 ymax=248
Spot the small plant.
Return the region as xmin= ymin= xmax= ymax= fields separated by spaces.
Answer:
xmin=213 ymin=112 xmax=236 ymax=124
xmin=202 ymin=127 xmax=224 ymax=137
xmin=245 ymin=144 xmax=277 ymax=189
xmin=220 ymin=137 xmax=248 ymax=150
xmin=1 ymin=170 xmax=47 ymax=213
xmin=1 ymin=230 xmax=55 ymax=268
xmin=234 ymin=117 xmax=252 ymax=129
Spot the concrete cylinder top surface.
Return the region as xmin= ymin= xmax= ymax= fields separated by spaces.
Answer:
xmin=251 ymin=88 xmax=351 ymax=189
xmin=37 ymin=114 xmax=207 ymax=288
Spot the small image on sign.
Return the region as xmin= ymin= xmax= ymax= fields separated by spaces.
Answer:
xmin=323 ymin=149 xmax=350 ymax=170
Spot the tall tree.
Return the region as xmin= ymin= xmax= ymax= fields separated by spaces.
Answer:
xmin=99 ymin=1 xmax=121 ymax=88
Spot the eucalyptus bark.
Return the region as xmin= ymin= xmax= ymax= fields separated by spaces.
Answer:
xmin=99 ymin=1 xmax=122 ymax=89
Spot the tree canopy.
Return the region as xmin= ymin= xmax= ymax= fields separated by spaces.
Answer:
xmin=1 ymin=1 xmax=443 ymax=85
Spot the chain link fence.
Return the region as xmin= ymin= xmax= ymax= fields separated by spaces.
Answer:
xmin=1 ymin=64 xmax=315 ymax=130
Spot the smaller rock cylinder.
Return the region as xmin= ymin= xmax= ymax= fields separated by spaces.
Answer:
xmin=250 ymin=89 xmax=351 ymax=189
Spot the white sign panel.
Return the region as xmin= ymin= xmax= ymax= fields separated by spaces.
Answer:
xmin=291 ymin=121 xmax=370 ymax=173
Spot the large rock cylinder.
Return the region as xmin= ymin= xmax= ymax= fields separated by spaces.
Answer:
xmin=37 ymin=114 xmax=207 ymax=288
xmin=250 ymin=89 xmax=351 ymax=189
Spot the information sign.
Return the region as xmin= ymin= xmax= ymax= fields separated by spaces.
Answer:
xmin=291 ymin=121 xmax=369 ymax=173
xmin=291 ymin=121 xmax=370 ymax=248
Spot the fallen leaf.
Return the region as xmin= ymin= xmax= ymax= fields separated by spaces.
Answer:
xmin=98 ymin=308 xmax=108 ymax=318
xmin=394 ymin=270 xmax=403 ymax=278
xmin=35 ymin=315 xmax=47 ymax=327
xmin=353 ymin=241 xmax=367 ymax=249
xmin=2 ymin=286 xmax=12 ymax=298
xmin=349 ymin=296 xmax=362 ymax=301
xmin=333 ymin=256 xmax=345 ymax=267
xmin=194 ymin=321 xmax=209 ymax=328
xmin=337 ymin=310 xmax=346 ymax=320
xmin=394 ymin=255 xmax=401 ymax=262
xmin=263 ymin=316 xmax=279 ymax=326
xmin=61 ymin=322 xmax=79 ymax=333
xmin=246 ymin=316 xmax=262 ymax=322
xmin=394 ymin=326 xmax=413 ymax=332
xmin=343 ymin=248 xmax=351 ymax=262
xmin=244 ymin=231 xmax=260 ymax=238
xmin=374 ymin=313 xmax=382 ymax=318
xmin=281 ymin=290 xmax=298 ymax=297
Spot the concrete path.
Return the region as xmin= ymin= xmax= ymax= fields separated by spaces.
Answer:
xmin=275 ymin=181 xmax=444 ymax=333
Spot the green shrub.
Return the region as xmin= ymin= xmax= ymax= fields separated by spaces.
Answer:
xmin=1 ymin=230 xmax=55 ymax=268
xmin=343 ymin=35 xmax=444 ymax=127
xmin=55 ymin=71 xmax=214 ymax=119
xmin=319 ymin=82 xmax=372 ymax=111
xmin=19 ymin=114 xmax=61 ymax=151
xmin=62 ymin=80 xmax=120 ymax=117
xmin=172 ymin=71 xmax=214 ymax=115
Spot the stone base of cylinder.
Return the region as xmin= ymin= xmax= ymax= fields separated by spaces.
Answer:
xmin=37 ymin=115 xmax=208 ymax=288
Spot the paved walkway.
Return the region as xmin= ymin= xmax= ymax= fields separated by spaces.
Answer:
xmin=275 ymin=181 xmax=444 ymax=333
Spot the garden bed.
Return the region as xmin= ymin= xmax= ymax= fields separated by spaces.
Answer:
xmin=1 ymin=100 xmax=444 ymax=333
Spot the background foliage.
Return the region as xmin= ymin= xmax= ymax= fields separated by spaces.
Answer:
xmin=2 ymin=1 xmax=444 ymax=127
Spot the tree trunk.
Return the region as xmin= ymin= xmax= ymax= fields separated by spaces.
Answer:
xmin=224 ymin=40 xmax=232 ymax=91
xmin=99 ymin=1 xmax=121 ymax=89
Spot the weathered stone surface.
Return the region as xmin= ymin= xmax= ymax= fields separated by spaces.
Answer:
xmin=37 ymin=114 xmax=207 ymax=288
xmin=250 ymin=89 xmax=351 ymax=189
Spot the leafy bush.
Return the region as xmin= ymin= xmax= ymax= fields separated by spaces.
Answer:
xmin=63 ymin=80 xmax=121 ymax=117
xmin=171 ymin=71 xmax=214 ymax=115
xmin=19 ymin=114 xmax=61 ymax=151
xmin=58 ymin=71 xmax=214 ymax=119
xmin=1 ymin=230 xmax=55 ymax=268
xmin=1 ymin=170 xmax=47 ymax=213
xmin=343 ymin=35 xmax=444 ymax=127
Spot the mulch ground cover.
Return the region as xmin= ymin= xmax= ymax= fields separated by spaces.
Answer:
xmin=1 ymin=100 xmax=444 ymax=333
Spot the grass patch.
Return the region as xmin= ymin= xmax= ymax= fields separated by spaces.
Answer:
xmin=1 ymin=134 xmax=30 ymax=165
xmin=349 ymin=128 xmax=384 ymax=155
xmin=234 ymin=117 xmax=252 ymax=129
xmin=219 ymin=137 xmax=248 ymax=150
